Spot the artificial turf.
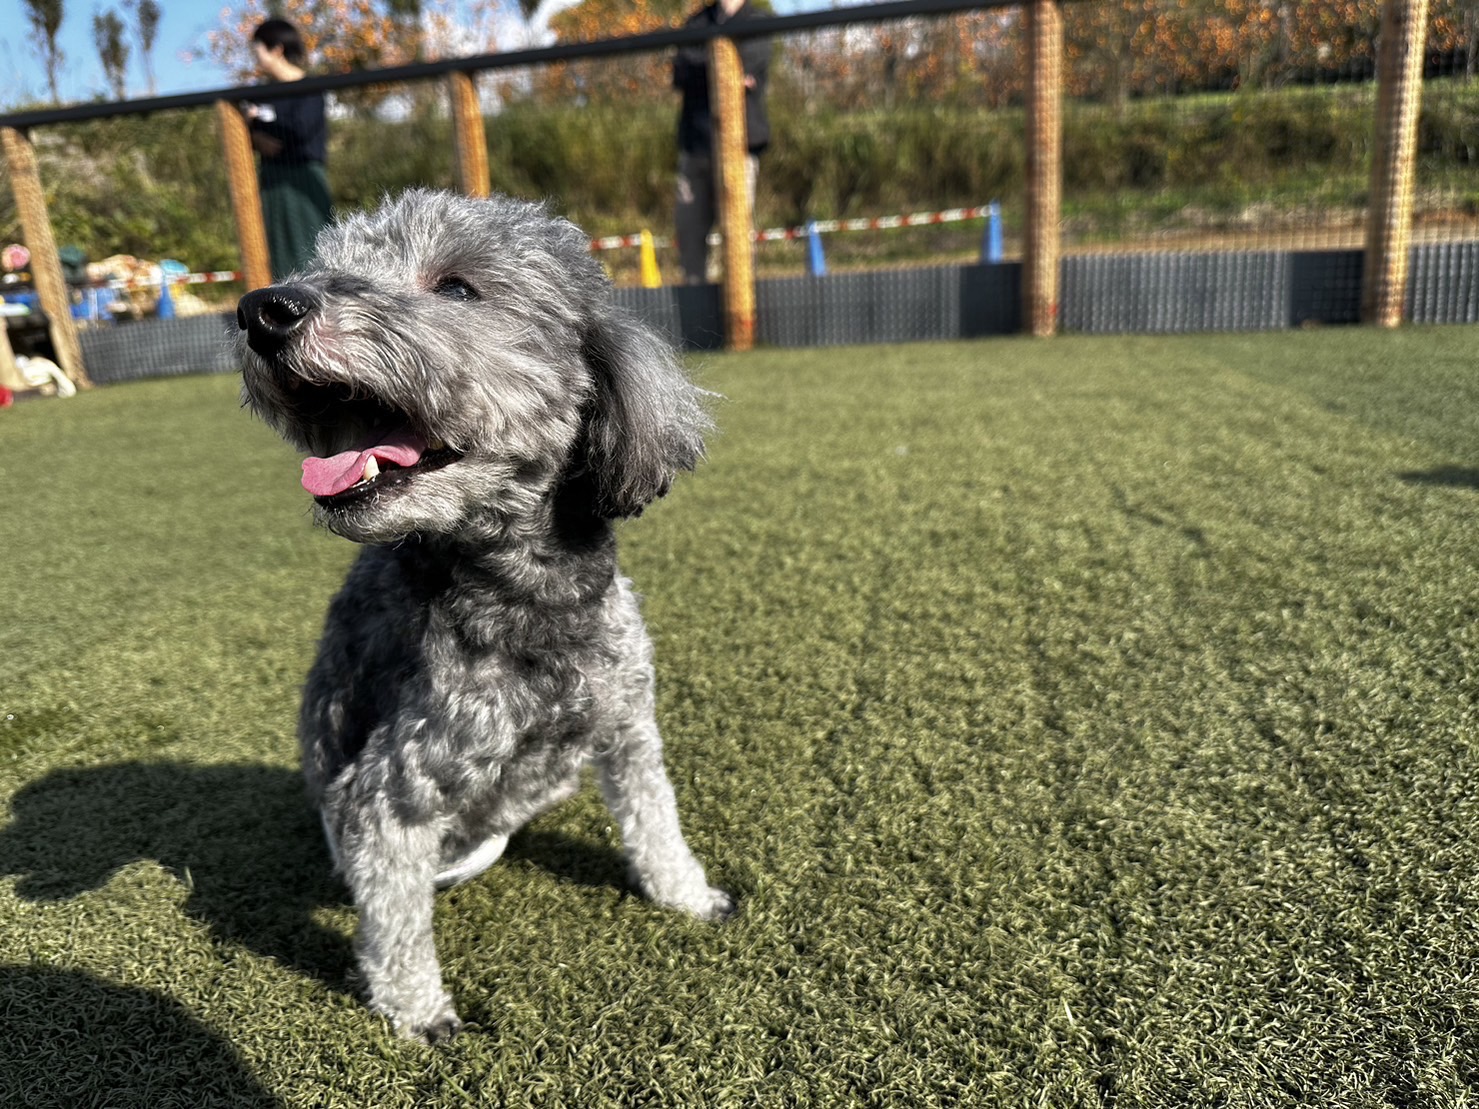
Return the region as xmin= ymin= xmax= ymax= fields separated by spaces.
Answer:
xmin=2 ymin=326 xmax=1479 ymax=1106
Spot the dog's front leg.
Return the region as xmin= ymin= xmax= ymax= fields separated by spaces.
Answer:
xmin=595 ymin=719 xmax=735 ymax=922
xmin=333 ymin=801 xmax=462 ymax=1043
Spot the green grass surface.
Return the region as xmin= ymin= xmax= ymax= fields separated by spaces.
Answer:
xmin=4 ymin=327 xmax=1479 ymax=1106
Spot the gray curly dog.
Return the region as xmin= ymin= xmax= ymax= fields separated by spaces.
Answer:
xmin=235 ymin=189 xmax=734 ymax=1043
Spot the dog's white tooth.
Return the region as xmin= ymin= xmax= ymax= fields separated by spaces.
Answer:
xmin=363 ymin=455 xmax=380 ymax=483
xmin=428 ymin=437 xmax=446 ymax=451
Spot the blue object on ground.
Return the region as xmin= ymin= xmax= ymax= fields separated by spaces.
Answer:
xmin=807 ymin=221 xmax=828 ymax=277
xmin=982 ymin=202 xmax=1004 ymax=264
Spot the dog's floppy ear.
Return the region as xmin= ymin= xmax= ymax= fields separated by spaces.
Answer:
xmin=579 ymin=309 xmax=712 ymax=519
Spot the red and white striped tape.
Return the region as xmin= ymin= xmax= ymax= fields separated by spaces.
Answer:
xmin=79 ymin=205 xmax=990 ymax=279
xmin=110 ymin=269 xmax=243 ymax=289
xmin=591 ymin=232 xmax=652 ymax=251
xmin=761 ymin=206 xmax=993 ymax=242
xmin=591 ymin=205 xmax=992 ymax=251
xmin=180 ymin=270 xmax=243 ymax=285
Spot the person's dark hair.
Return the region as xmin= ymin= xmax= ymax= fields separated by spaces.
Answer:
xmin=252 ymin=19 xmax=306 ymax=66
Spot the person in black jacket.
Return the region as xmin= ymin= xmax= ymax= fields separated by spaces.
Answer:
xmin=672 ymin=0 xmax=771 ymax=284
xmin=244 ymin=19 xmax=332 ymax=280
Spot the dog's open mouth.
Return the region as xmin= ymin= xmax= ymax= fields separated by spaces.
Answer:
xmin=302 ymin=424 xmax=460 ymax=505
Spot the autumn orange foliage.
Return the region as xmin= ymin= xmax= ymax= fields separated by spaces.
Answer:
xmin=534 ymin=0 xmax=690 ymax=105
xmin=207 ymin=0 xmax=1478 ymax=110
xmin=783 ymin=0 xmax=1475 ymax=111
xmin=206 ymin=0 xmax=506 ymax=83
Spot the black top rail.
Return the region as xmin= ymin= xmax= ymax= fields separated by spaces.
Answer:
xmin=0 ymin=0 xmax=1027 ymax=130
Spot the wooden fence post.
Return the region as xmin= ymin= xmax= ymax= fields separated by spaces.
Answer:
xmin=450 ymin=71 xmax=490 ymax=198
xmin=1 ymin=126 xmax=91 ymax=389
xmin=215 ymin=99 xmax=273 ymax=292
xmin=1362 ymin=0 xmax=1430 ymax=327
xmin=708 ymin=36 xmax=756 ymax=353
xmin=1024 ymin=0 xmax=1063 ymax=338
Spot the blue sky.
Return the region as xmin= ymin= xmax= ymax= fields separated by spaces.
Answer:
xmin=0 ymin=0 xmax=818 ymax=107
xmin=0 ymin=0 xmax=234 ymax=103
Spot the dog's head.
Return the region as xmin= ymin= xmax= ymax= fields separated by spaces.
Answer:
xmin=236 ymin=189 xmax=710 ymax=545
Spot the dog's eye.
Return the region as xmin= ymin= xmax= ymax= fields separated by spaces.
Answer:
xmin=432 ymin=276 xmax=479 ymax=302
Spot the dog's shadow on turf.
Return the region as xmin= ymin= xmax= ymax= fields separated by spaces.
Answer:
xmin=0 ymin=763 xmax=352 ymax=986
xmin=1399 ymin=465 xmax=1479 ymax=490
xmin=0 ymin=965 xmax=282 ymax=1107
xmin=0 ymin=762 xmax=631 ymax=992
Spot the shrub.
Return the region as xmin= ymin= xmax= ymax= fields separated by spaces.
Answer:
xmin=1 ymin=78 xmax=1465 ymax=274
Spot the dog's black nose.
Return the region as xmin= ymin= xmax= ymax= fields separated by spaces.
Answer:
xmin=238 ymin=285 xmax=318 ymax=357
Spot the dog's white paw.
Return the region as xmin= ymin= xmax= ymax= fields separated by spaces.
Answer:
xmin=694 ymin=885 xmax=738 ymax=922
xmin=393 ymin=1007 xmax=463 ymax=1046
xmin=376 ymin=990 xmax=463 ymax=1046
xmin=643 ymin=873 xmax=737 ymax=922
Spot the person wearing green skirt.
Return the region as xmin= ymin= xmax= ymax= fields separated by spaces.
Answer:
xmin=245 ymin=19 xmax=331 ymax=280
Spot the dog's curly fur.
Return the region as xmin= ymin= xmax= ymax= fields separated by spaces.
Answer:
xmin=235 ymin=189 xmax=733 ymax=1043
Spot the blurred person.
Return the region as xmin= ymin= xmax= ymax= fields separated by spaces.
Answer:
xmin=244 ymin=19 xmax=331 ymax=280
xmin=672 ymin=0 xmax=771 ymax=285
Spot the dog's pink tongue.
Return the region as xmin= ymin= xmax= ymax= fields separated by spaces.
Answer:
xmin=302 ymin=429 xmax=427 ymax=497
